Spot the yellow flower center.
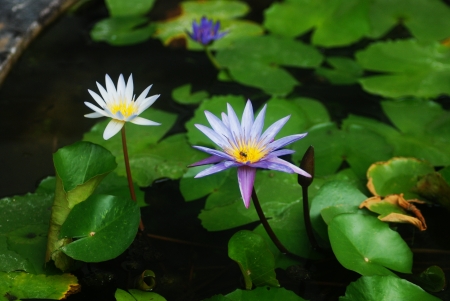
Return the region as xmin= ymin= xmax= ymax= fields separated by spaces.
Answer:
xmin=227 ymin=143 xmax=267 ymax=163
xmin=109 ymin=100 xmax=137 ymax=118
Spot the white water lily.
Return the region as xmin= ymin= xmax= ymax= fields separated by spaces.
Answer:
xmin=84 ymin=74 xmax=160 ymax=140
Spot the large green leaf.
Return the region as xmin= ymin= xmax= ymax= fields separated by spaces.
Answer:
xmin=204 ymin=286 xmax=308 ymax=301
xmin=315 ymin=57 xmax=363 ymax=85
xmin=228 ymin=230 xmax=279 ymax=289
xmin=172 ymin=84 xmax=209 ymax=105
xmin=340 ymin=275 xmax=441 ymax=301
xmin=216 ymin=35 xmax=323 ymax=95
xmin=356 ymin=40 xmax=450 ymax=98
xmin=106 ymin=0 xmax=156 ymax=17
xmin=0 ymin=271 xmax=79 ymax=300
xmin=59 ymin=194 xmax=140 ymax=262
xmin=153 ymin=1 xmax=263 ymax=50
xmin=90 ymin=17 xmax=155 ymax=46
xmin=366 ymin=157 xmax=435 ymax=199
xmin=180 ymin=167 xmax=231 ymax=202
xmin=329 ymin=214 xmax=412 ymax=276
xmin=46 ymin=141 xmax=117 ymax=270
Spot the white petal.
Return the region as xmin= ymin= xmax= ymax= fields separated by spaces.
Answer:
xmin=84 ymin=102 xmax=110 ymax=117
xmin=135 ymin=85 xmax=152 ymax=106
xmin=136 ymin=94 xmax=159 ymax=114
xmin=241 ymin=100 xmax=254 ymax=140
xmin=103 ymin=119 xmax=125 ymax=140
xmin=105 ymin=74 xmax=117 ymax=100
xmin=125 ymin=74 xmax=134 ymax=101
xmin=84 ymin=112 xmax=103 ymax=118
xmin=88 ymin=89 xmax=106 ymax=108
xmin=117 ymin=74 xmax=126 ymax=97
xmin=130 ymin=116 xmax=161 ymax=126
xmin=96 ymin=82 xmax=110 ymax=103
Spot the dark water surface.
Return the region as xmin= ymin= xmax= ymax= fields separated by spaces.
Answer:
xmin=1 ymin=1 xmax=450 ymax=300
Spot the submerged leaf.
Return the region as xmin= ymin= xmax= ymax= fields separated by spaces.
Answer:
xmin=205 ymin=286 xmax=307 ymax=301
xmin=414 ymin=172 xmax=450 ymax=212
xmin=417 ymin=266 xmax=447 ymax=293
xmin=172 ymin=84 xmax=209 ymax=105
xmin=228 ymin=230 xmax=279 ymax=289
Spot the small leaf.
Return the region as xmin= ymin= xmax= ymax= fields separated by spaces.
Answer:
xmin=91 ymin=17 xmax=155 ymax=46
xmin=228 ymin=230 xmax=279 ymax=289
xmin=329 ymin=214 xmax=412 ymax=276
xmin=60 ymin=194 xmax=140 ymax=262
xmin=115 ymin=288 xmax=167 ymax=301
xmin=414 ymin=172 xmax=450 ymax=212
xmin=315 ymin=57 xmax=363 ymax=85
xmin=0 ymin=271 xmax=80 ymax=300
xmin=180 ymin=167 xmax=231 ymax=201
xmin=340 ymin=275 xmax=441 ymax=301
xmin=213 ymin=286 xmax=308 ymax=300
xmin=106 ymin=0 xmax=156 ymax=17
xmin=366 ymin=157 xmax=434 ymax=199
xmin=172 ymin=84 xmax=209 ymax=104
xmin=418 ymin=266 xmax=446 ymax=293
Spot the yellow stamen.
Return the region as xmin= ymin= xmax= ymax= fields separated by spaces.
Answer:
xmin=109 ymin=99 xmax=137 ymax=118
xmin=227 ymin=143 xmax=267 ymax=163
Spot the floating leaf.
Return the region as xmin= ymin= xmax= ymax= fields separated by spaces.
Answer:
xmin=172 ymin=84 xmax=209 ymax=105
xmin=315 ymin=57 xmax=363 ymax=85
xmin=180 ymin=167 xmax=231 ymax=202
xmin=204 ymin=286 xmax=307 ymax=301
xmin=366 ymin=157 xmax=434 ymax=199
xmin=185 ymin=95 xmax=246 ymax=147
xmin=310 ymin=180 xmax=367 ymax=242
xmin=216 ymin=35 xmax=323 ymax=95
xmin=356 ymin=40 xmax=450 ymax=98
xmin=105 ymin=0 xmax=156 ymax=17
xmin=228 ymin=230 xmax=279 ymax=289
xmin=91 ymin=17 xmax=156 ymax=46
xmin=340 ymin=275 xmax=441 ymax=301
xmin=0 ymin=271 xmax=80 ymax=300
xmin=46 ymin=141 xmax=117 ymax=270
xmin=115 ymin=288 xmax=167 ymax=301
xmin=417 ymin=266 xmax=447 ymax=293
xmin=329 ymin=214 xmax=412 ymax=276
xmin=60 ymin=194 xmax=140 ymax=262
xmin=359 ymin=194 xmax=427 ymax=230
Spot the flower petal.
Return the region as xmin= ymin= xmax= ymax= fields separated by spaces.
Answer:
xmin=105 ymin=74 xmax=117 ymax=100
xmin=237 ymin=166 xmax=256 ymax=208
xmin=84 ymin=112 xmax=104 ymax=118
xmin=259 ymin=115 xmax=290 ymax=146
xmin=192 ymin=145 xmax=234 ymax=161
xmin=96 ymin=82 xmax=110 ymax=103
xmin=117 ymin=74 xmax=126 ymax=97
xmin=266 ymin=157 xmax=311 ymax=177
xmin=241 ymin=100 xmax=254 ymax=141
xmin=130 ymin=116 xmax=160 ymax=126
xmin=195 ymin=124 xmax=229 ymax=149
xmin=195 ymin=160 xmax=239 ymax=178
xmin=135 ymin=85 xmax=152 ymax=106
xmin=263 ymin=149 xmax=296 ymax=160
xmin=125 ymin=74 xmax=134 ymax=101
xmin=136 ymin=94 xmax=160 ymax=114
xmin=88 ymin=89 xmax=106 ymax=108
xmin=103 ymin=119 xmax=125 ymax=140
xmin=267 ymin=133 xmax=308 ymax=151
xmin=250 ymin=104 xmax=266 ymax=142
xmin=84 ymin=102 xmax=109 ymax=117
xmin=227 ymin=103 xmax=242 ymax=145
xmin=189 ymin=155 xmax=224 ymax=167
xmin=205 ymin=111 xmax=233 ymax=147
xmin=249 ymin=160 xmax=295 ymax=173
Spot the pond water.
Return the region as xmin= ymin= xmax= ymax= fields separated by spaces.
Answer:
xmin=1 ymin=0 xmax=450 ymax=300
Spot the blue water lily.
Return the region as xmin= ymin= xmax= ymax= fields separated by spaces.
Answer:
xmin=188 ymin=16 xmax=228 ymax=46
xmin=190 ymin=100 xmax=311 ymax=208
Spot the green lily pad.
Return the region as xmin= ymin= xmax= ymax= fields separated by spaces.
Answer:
xmin=417 ymin=266 xmax=446 ymax=293
xmin=340 ymin=275 xmax=441 ymax=301
xmin=0 ymin=271 xmax=79 ymax=300
xmin=329 ymin=214 xmax=412 ymax=276
xmin=310 ymin=180 xmax=368 ymax=242
xmin=185 ymin=95 xmax=246 ymax=147
xmin=366 ymin=157 xmax=434 ymax=199
xmin=0 ymin=236 xmax=32 ymax=273
xmin=105 ymin=0 xmax=156 ymax=17
xmin=291 ymin=97 xmax=331 ymax=125
xmin=216 ymin=35 xmax=323 ymax=95
xmin=153 ymin=1 xmax=262 ymax=50
xmin=115 ymin=288 xmax=167 ymax=301
xmin=315 ymin=57 xmax=363 ymax=85
xmin=180 ymin=167 xmax=231 ymax=202
xmin=356 ymin=39 xmax=450 ymax=98
xmin=91 ymin=17 xmax=156 ymax=46
xmin=172 ymin=84 xmax=209 ymax=105
xmin=60 ymin=194 xmax=140 ymax=262
xmin=228 ymin=230 xmax=279 ymax=289
xmin=204 ymin=286 xmax=308 ymax=301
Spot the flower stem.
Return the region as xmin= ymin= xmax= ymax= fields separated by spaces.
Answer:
xmin=121 ymin=125 xmax=145 ymax=232
xmin=204 ymin=46 xmax=222 ymax=70
xmin=251 ymin=187 xmax=303 ymax=261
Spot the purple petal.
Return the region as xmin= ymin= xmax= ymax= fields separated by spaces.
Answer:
xmin=192 ymin=145 xmax=235 ymax=161
xmin=195 ymin=124 xmax=229 ymax=149
xmin=266 ymin=157 xmax=311 ymax=178
xmin=204 ymin=111 xmax=233 ymax=146
xmin=267 ymin=133 xmax=308 ymax=151
xmin=259 ymin=115 xmax=290 ymax=146
xmin=237 ymin=166 xmax=256 ymax=209
xmin=221 ymin=112 xmax=229 ymax=128
xmin=248 ymin=160 xmax=295 ymax=173
xmin=250 ymin=104 xmax=266 ymax=142
xmin=263 ymin=149 xmax=295 ymax=160
xmin=241 ymin=100 xmax=254 ymax=140
xmin=189 ymin=155 xmax=224 ymax=167
xmin=227 ymin=103 xmax=242 ymax=145
xmin=195 ymin=160 xmax=240 ymax=178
